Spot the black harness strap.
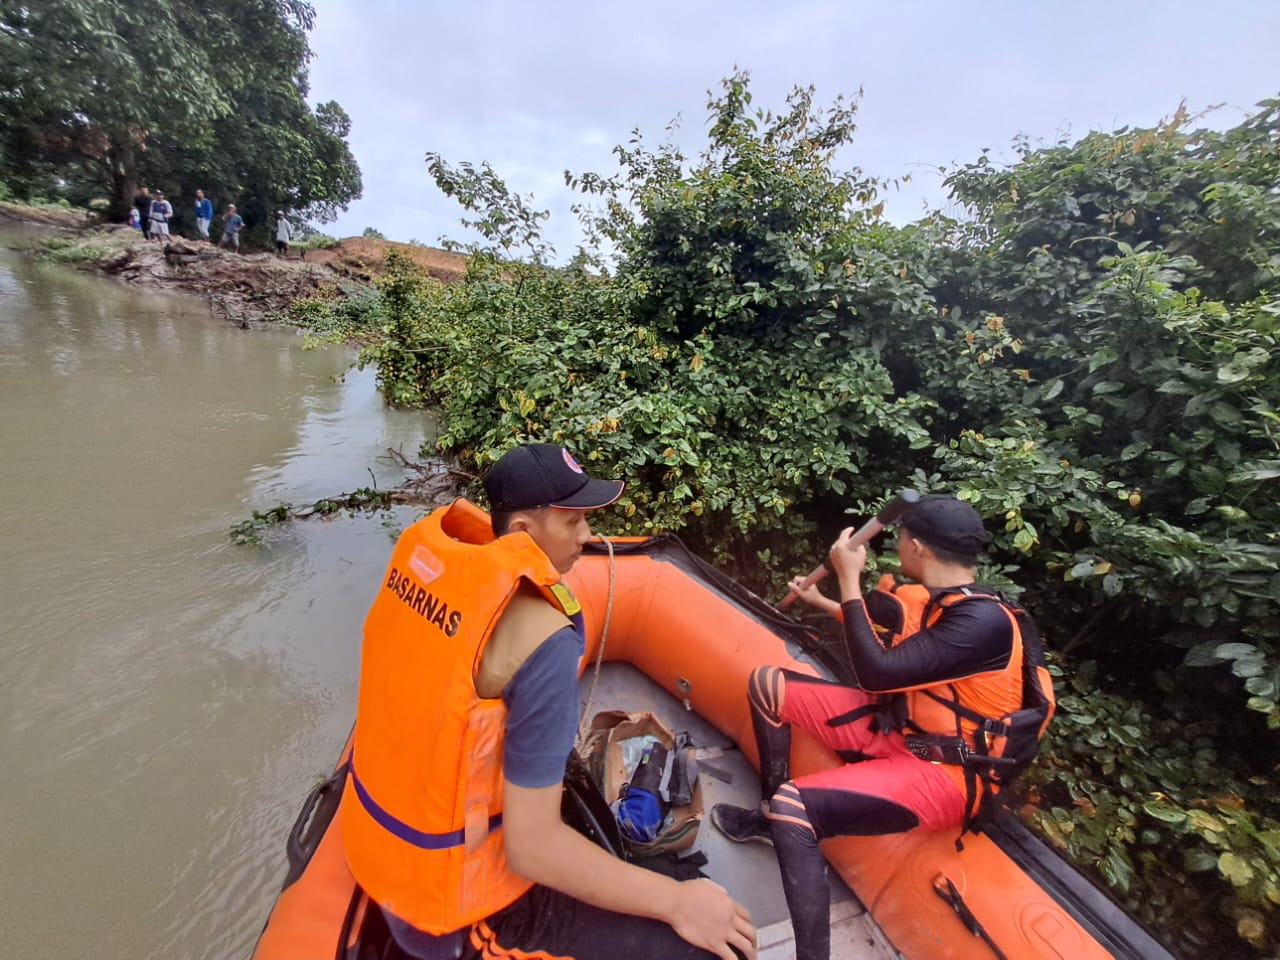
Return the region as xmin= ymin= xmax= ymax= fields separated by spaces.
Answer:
xmin=825 ymin=703 xmax=880 ymax=727
xmin=912 ymin=591 xmax=1028 ymax=843
xmin=826 ymin=698 xmax=906 ymax=737
xmin=918 ymin=688 xmax=1010 ymax=736
xmin=335 ymin=885 xmax=367 ymax=960
xmin=836 ymin=586 xmax=1050 ymax=843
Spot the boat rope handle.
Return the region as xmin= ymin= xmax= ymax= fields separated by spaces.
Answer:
xmin=576 ymin=535 xmax=616 ymax=747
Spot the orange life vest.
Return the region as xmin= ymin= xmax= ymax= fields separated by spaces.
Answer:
xmin=340 ymin=498 xmax=582 ymax=935
xmin=864 ymin=575 xmax=1056 ymax=807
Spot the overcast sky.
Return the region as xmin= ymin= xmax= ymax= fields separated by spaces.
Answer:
xmin=305 ymin=0 xmax=1277 ymax=258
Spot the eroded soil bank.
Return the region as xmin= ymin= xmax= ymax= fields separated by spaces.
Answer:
xmin=2 ymin=205 xmax=467 ymax=326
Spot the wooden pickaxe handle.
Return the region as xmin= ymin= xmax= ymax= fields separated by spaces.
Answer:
xmin=777 ymin=489 xmax=921 ymax=610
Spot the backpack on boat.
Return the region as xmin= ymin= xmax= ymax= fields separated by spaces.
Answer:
xmin=579 ymin=709 xmax=703 ymax=856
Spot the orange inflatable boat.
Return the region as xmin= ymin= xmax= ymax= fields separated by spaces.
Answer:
xmin=251 ymin=529 xmax=1174 ymax=960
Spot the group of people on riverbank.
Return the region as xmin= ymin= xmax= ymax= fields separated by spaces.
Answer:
xmin=130 ymin=186 xmax=291 ymax=256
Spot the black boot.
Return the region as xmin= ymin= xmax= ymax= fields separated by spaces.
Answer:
xmin=751 ymin=689 xmax=793 ymax=801
xmin=709 ymin=803 xmax=773 ymax=846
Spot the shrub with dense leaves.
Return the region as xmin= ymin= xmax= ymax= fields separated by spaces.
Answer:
xmin=352 ymin=76 xmax=1278 ymax=957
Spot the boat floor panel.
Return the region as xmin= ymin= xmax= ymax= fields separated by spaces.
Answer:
xmin=578 ymin=662 xmax=902 ymax=960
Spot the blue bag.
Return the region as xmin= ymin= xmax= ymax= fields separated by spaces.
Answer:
xmin=613 ymin=739 xmax=670 ymax=843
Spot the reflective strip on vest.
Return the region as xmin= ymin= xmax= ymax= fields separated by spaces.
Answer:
xmin=350 ymin=756 xmax=502 ymax=850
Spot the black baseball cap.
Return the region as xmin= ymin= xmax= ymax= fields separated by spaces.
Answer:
xmin=899 ymin=495 xmax=990 ymax=558
xmin=484 ymin=443 xmax=624 ymax=512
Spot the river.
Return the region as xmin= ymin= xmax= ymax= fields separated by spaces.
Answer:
xmin=0 ymin=225 xmax=429 ymax=959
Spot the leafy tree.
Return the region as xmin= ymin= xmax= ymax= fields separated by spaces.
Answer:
xmin=409 ymin=83 xmax=1279 ymax=669
xmin=933 ymin=103 xmax=1280 ymax=710
xmin=0 ymin=0 xmax=360 ymax=231
xmin=942 ymin=101 xmax=1280 ymax=315
xmin=427 ymin=153 xmax=554 ymax=264
xmin=418 ymin=74 xmax=931 ymax=567
xmin=0 ymin=0 xmax=225 ymax=211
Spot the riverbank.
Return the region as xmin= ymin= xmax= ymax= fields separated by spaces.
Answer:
xmin=1 ymin=203 xmax=468 ymax=326
xmin=0 ymin=198 xmax=91 ymax=228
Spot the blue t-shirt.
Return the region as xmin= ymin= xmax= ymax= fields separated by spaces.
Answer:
xmin=385 ymin=623 xmax=583 ymax=958
xmin=501 ymin=623 xmax=585 ymax=786
xmin=223 ymin=213 xmax=243 ymax=234
xmin=195 ymin=198 xmax=213 ymax=219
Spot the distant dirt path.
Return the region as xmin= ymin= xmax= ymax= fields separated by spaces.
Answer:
xmin=301 ymin=236 xmax=467 ymax=284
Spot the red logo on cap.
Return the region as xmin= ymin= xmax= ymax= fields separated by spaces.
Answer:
xmin=562 ymin=449 xmax=585 ymax=474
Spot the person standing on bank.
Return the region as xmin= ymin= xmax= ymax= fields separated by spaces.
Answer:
xmin=342 ymin=443 xmax=757 ymax=960
xmin=710 ymin=495 xmax=1052 ymax=960
xmin=274 ymin=211 xmax=291 ymax=257
xmin=132 ymin=185 xmax=151 ymax=238
xmin=148 ymin=190 xmax=173 ymax=241
xmin=218 ymin=204 xmax=244 ymax=251
xmin=194 ymin=190 xmax=213 ymax=240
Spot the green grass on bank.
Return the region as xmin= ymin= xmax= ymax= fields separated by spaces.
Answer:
xmin=34 ymin=228 xmax=138 ymax=263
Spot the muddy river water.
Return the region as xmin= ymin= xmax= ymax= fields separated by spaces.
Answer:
xmin=0 ymin=225 xmax=430 ymax=959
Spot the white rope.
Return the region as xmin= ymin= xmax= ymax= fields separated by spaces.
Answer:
xmin=576 ymin=535 xmax=616 ymax=748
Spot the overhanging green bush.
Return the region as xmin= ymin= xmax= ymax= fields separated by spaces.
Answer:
xmin=356 ymin=76 xmax=1277 ymax=956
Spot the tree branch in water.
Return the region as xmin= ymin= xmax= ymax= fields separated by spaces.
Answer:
xmin=230 ymin=448 xmax=470 ymax=545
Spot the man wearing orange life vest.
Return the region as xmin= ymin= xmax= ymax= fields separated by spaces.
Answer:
xmin=710 ymin=495 xmax=1047 ymax=960
xmin=343 ymin=443 xmax=757 ymax=960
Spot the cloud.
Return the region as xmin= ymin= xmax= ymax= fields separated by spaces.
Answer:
xmin=305 ymin=0 xmax=1279 ymax=254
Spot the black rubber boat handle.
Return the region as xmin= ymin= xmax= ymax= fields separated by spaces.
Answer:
xmin=283 ymin=762 xmax=349 ymax=888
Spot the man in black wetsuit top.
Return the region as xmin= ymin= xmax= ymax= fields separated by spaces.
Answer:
xmin=710 ymin=496 xmax=1028 ymax=960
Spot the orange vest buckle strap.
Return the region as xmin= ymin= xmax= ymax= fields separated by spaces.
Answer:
xmin=348 ymin=756 xmax=503 ymax=850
